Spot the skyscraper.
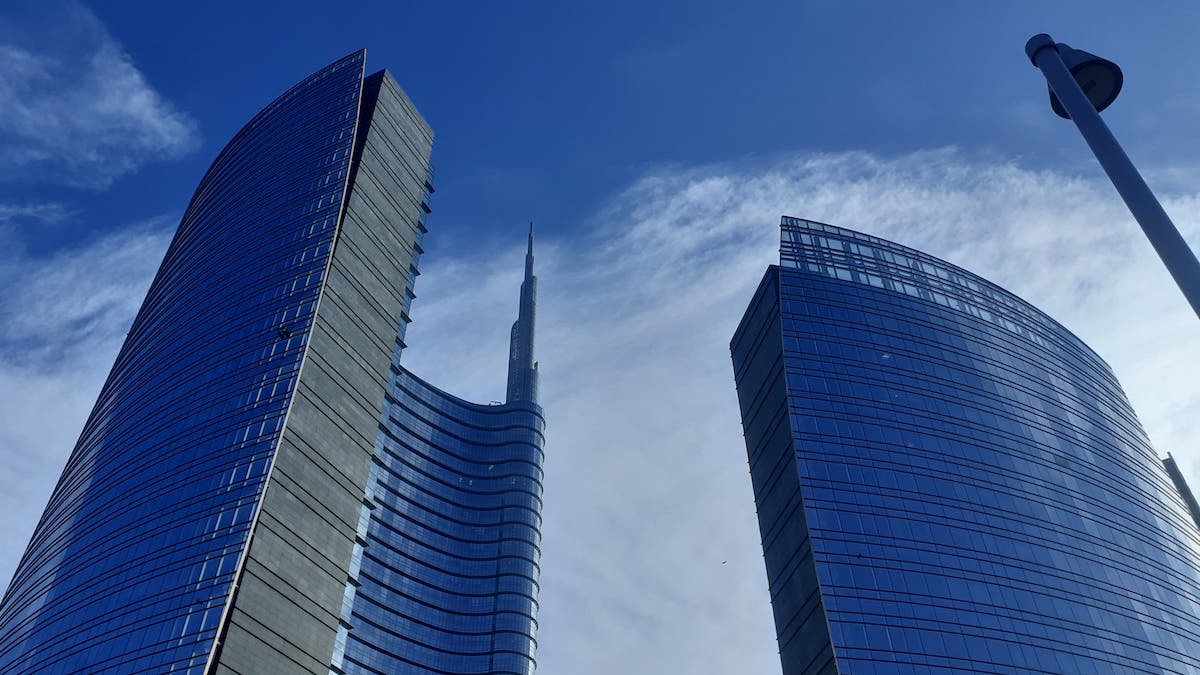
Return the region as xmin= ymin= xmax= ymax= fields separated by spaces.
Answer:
xmin=0 ymin=50 xmax=544 ymax=675
xmin=332 ymin=224 xmax=544 ymax=675
xmin=731 ymin=216 xmax=1200 ymax=674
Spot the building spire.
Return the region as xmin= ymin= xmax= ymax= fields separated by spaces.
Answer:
xmin=506 ymin=223 xmax=538 ymax=404
xmin=525 ymin=222 xmax=535 ymax=279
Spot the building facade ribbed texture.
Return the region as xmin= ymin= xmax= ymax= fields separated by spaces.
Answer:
xmin=335 ymin=370 xmax=544 ymax=675
xmin=0 ymin=50 xmax=369 ymax=675
xmin=334 ymin=226 xmax=545 ymax=675
xmin=731 ymin=216 xmax=1200 ymax=674
xmin=0 ymin=50 xmax=544 ymax=675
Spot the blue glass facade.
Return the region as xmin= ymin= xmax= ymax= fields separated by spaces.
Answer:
xmin=335 ymin=370 xmax=545 ymax=675
xmin=0 ymin=49 xmax=544 ymax=675
xmin=732 ymin=217 xmax=1200 ymax=674
xmin=0 ymin=51 xmax=365 ymax=675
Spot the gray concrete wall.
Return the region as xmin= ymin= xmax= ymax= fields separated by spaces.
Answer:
xmin=211 ymin=71 xmax=433 ymax=675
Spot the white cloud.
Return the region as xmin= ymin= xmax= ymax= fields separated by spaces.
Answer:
xmin=0 ymin=202 xmax=72 ymax=227
xmin=0 ymin=2 xmax=198 ymax=188
xmin=0 ymin=218 xmax=171 ymax=590
xmin=0 ymin=201 xmax=73 ymax=245
xmin=401 ymin=148 xmax=1200 ymax=675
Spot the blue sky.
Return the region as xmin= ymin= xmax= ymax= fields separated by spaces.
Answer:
xmin=2 ymin=2 xmax=1200 ymax=674
xmin=6 ymin=1 xmax=1200 ymax=253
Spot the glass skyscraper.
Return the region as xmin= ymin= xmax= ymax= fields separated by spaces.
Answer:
xmin=731 ymin=216 xmax=1200 ymax=674
xmin=333 ymin=226 xmax=544 ymax=675
xmin=0 ymin=51 xmax=544 ymax=675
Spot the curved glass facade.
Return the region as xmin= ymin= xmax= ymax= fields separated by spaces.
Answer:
xmin=337 ymin=368 xmax=545 ymax=675
xmin=733 ymin=217 xmax=1200 ymax=674
xmin=0 ymin=52 xmax=366 ymax=674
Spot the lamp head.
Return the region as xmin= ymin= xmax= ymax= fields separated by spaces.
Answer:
xmin=1046 ymin=41 xmax=1124 ymax=119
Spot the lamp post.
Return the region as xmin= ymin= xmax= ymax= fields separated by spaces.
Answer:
xmin=1026 ymin=33 xmax=1200 ymax=320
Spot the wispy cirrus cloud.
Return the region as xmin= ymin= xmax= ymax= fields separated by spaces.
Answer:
xmin=0 ymin=202 xmax=74 ymax=245
xmin=0 ymin=2 xmax=198 ymax=188
xmin=402 ymin=148 xmax=1200 ymax=675
xmin=0 ymin=202 xmax=72 ymax=226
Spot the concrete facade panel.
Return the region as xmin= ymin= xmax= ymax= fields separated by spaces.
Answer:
xmin=211 ymin=68 xmax=433 ymax=674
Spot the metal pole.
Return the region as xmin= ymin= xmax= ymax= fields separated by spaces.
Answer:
xmin=1026 ymin=33 xmax=1200 ymax=320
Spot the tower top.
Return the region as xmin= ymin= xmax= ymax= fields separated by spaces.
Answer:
xmin=525 ymin=222 xmax=535 ymax=279
xmin=507 ymin=225 xmax=539 ymax=404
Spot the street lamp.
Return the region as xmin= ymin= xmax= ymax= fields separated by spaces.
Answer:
xmin=1026 ymin=33 xmax=1200 ymax=320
